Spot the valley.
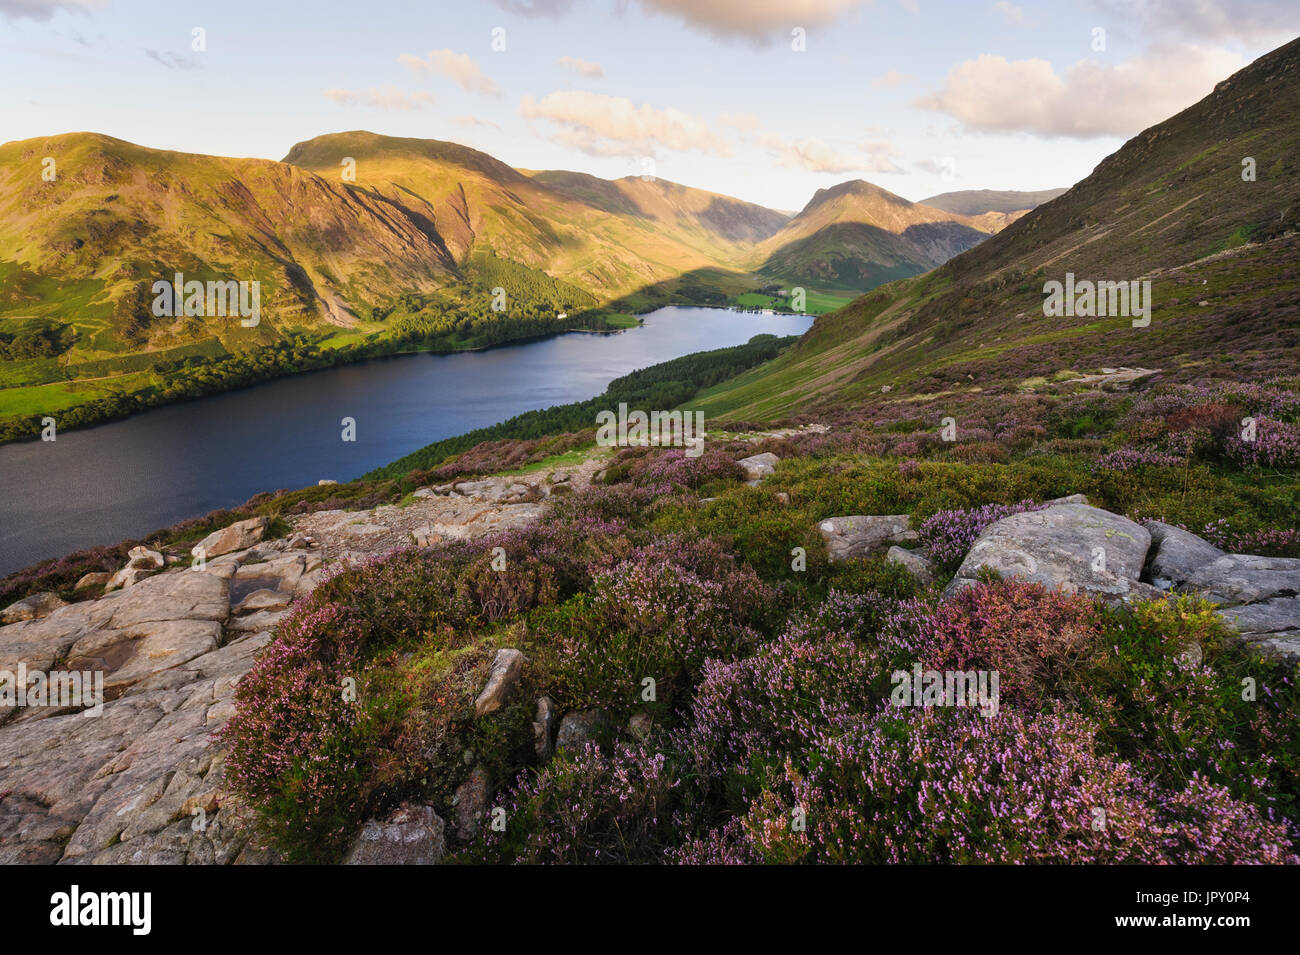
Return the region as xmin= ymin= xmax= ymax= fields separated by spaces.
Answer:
xmin=0 ymin=131 xmax=1052 ymax=442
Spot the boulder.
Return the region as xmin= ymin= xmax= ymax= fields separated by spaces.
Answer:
xmin=74 ymin=572 xmax=112 ymax=593
xmin=556 ymin=709 xmax=607 ymax=753
xmin=104 ymin=565 xmax=157 ymax=593
xmin=344 ymin=804 xmax=446 ymax=865
xmin=1 ymin=592 xmax=68 ymax=625
xmin=949 ymin=503 xmax=1151 ymax=600
xmin=628 ymin=712 xmax=654 ymax=741
xmin=452 ymin=765 xmax=491 ymax=842
xmin=737 ymin=452 xmax=779 ymax=482
xmin=126 ymin=546 xmax=165 ymax=570
xmin=818 ymin=515 xmax=918 ymax=562
xmin=1044 ymin=493 xmax=1089 ymax=506
xmin=191 ymin=517 xmax=270 ymax=560
xmin=885 ymin=546 xmax=935 ymax=584
xmin=1145 ymin=521 xmax=1226 ymax=586
xmin=473 ymin=649 xmax=525 ymax=717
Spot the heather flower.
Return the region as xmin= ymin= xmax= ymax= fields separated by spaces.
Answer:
xmin=1226 ymin=416 xmax=1300 ymax=469
xmin=682 ymin=704 xmax=1297 ymax=865
xmin=918 ymin=499 xmax=1045 ymax=570
xmin=1097 ymin=446 xmax=1186 ymax=471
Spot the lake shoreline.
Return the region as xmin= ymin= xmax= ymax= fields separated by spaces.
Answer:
xmin=0 ymin=307 xmax=813 ymax=575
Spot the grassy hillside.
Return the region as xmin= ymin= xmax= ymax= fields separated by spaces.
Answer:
xmin=695 ymin=36 xmax=1300 ymax=422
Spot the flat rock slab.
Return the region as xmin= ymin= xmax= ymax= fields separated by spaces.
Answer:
xmin=952 ymin=503 xmax=1151 ymax=598
xmin=1175 ymin=554 xmax=1300 ymax=606
xmin=67 ymin=619 xmax=222 ymax=696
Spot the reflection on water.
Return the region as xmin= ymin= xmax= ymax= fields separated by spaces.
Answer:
xmin=0 ymin=307 xmax=812 ymax=574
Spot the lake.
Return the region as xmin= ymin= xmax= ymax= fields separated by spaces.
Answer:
xmin=0 ymin=306 xmax=812 ymax=575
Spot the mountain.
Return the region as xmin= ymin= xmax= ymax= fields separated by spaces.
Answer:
xmin=283 ymin=131 xmax=787 ymax=298
xmin=749 ymin=180 xmax=995 ymax=292
xmin=920 ymin=188 xmax=1068 ymax=216
xmin=695 ymin=35 xmax=1300 ymax=421
xmin=526 ymin=169 xmax=789 ymax=244
xmin=0 ymin=132 xmax=456 ymax=355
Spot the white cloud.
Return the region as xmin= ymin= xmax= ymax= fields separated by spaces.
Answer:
xmin=871 ymin=69 xmax=912 ymax=88
xmin=860 ymin=139 xmax=903 ymax=173
xmin=992 ymin=1 xmax=1024 ymax=25
xmin=324 ymin=87 xmax=435 ymax=111
xmin=719 ymin=111 xmax=762 ymax=130
xmin=0 ymin=0 xmax=101 ymax=21
xmin=636 ymin=0 xmax=871 ymax=39
xmin=761 ymin=133 xmax=866 ymax=173
xmin=399 ymin=49 xmax=501 ymax=96
xmin=557 ymin=55 xmax=605 ymax=78
xmin=519 ymin=90 xmax=732 ymax=157
xmin=915 ymin=43 xmax=1244 ymax=138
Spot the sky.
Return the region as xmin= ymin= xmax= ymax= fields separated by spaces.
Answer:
xmin=1 ymin=0 xmax=1297 ymax=211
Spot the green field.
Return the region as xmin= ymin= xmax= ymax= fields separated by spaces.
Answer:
xmin=733 ymin=289 xmax=855 ymax=315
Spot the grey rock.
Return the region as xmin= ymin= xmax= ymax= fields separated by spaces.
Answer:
xmin=127 ymin=546 xmax=166 ymax=570
xmin=885 ymin=546 xmax=934 ymax=584
xmin=1 ymin=592 xmax=67 ymax=625
xmin=628 ymin=711 xmax=653 ymax=740
xmin=452 ymin=765 xmax=490 ymax=843
xmin=191 ymin=517 xmax=269 ymax=560
xmin=1145 ymin=522 xmax=1226 ymax=584
xmin=233 ymin=589 xmax=292 ymax=615
xmin=950 ymin=503 xmax=1151 ymax=599
xmin=473 ymin=649 xmax=525 ymax=717
xmin=1178 ymin=554 xmax=1300 ymax=607
xmin=104 ymin=566 xmax=156 ymax=593
xmin=556 ymin=709 xmax=607 ymax=753
xmin=737 ymin=452 xmax=779 ymax=482
xmin=533 ymin=696 xmax=555 ymax=762
xmin=1217 ymin=595 xmax=1300 ymax=638
xmin=74 ymin=572 xmax=112 ymax=592
xmin=345 ymin=804 xmax=446 ymax=865
xmin=818 ymin=515 xmax=918 ymax=562
xmin=1044 ymin=493 xmax=1089 ymax=506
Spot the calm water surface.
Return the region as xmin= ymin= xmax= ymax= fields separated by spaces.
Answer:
xmin=0 ymin=307 xmax=812 ymax=575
